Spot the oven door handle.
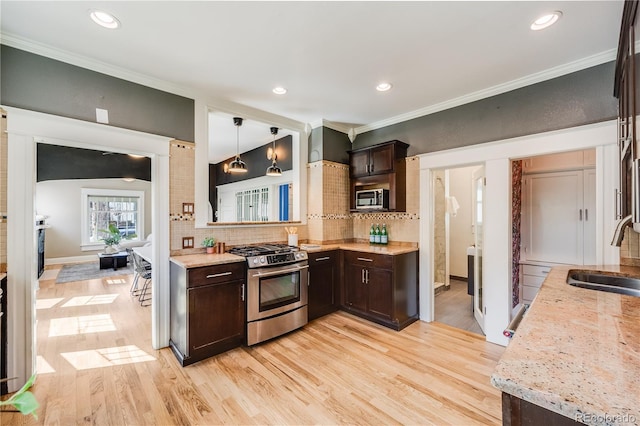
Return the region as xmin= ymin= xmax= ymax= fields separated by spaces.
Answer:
xmin=251 ymin=264 xmax=309 ymax=278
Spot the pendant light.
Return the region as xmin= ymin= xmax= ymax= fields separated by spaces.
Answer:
xmin=266 ymin=127 xmax=283 ymax=176
xmin=228 ymin=117 xmax=247 ymax=173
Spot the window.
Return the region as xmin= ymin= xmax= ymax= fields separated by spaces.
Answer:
xmin=81 ymin=188 xmax=144 ymax=249
xmin=236 ymin=187 xmax=269 ymax=222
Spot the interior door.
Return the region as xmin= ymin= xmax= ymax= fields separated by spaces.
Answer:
xmin=583 ymin=169 xmax=597 ymax=265
xmin=472 ymin=166 xmax=485 ymax=333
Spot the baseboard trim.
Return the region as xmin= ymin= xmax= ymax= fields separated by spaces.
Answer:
xmin=450 ymin=275 xmax=468 ymax=282
xmin=45 ymin=255 xmax=96 ymax=266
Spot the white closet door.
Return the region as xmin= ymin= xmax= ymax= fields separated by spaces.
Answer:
xmin=583 ymin=169 xmax=597 ymax=265
xmin=525 ymin=171 xmax=583 ymax=264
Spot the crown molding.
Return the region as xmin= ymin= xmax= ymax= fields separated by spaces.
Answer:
xmin=309 ymin=119 xmax=351 ymax=135
xmin=2 ymin=32 xmax=307 ymax=132
xmin=1 ymin=32 xmax=197 ymax=99
xmin=354 ymin=47 xmax=619 ymax=135
xmin=2 ymin=31 xmax=626 ymax=138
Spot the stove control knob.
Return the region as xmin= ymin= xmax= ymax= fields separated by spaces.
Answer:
xmin=253 ymin=258 xmax=259 ymax=264
xmin=260 ymin=256 xmax=266 ymax=263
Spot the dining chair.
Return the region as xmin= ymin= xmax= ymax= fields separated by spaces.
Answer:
xmin=131 ymin=251 xmax=152 ymax=306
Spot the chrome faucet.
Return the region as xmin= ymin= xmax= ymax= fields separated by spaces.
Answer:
xmin=611 ymin=215 xmax=633 ymax=246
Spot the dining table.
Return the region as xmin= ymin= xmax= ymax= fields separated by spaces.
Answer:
xmin=132 ymin=245 xmax=152 ymax=264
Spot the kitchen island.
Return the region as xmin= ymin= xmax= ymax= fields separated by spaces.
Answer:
xmin=491 ymin=265 xmax=640 ymax=426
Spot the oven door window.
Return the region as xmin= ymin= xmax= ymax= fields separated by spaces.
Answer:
xmin=259 ymin=271 xmax=301 ymax=312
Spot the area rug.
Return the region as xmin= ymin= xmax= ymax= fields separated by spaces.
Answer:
xmin=55 ymin=262 xmax=134 ymax=284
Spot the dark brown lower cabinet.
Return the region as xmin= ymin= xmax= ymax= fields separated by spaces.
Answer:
xmin=342 ymin=249 xmax=418 ymax=330
xmin=308 ymin=250 xmax=339 ymax=321
xmin=501 ymin=393 xmax=580 ymax=426
xmin=170 ymin=260 xmax=246 ymax=366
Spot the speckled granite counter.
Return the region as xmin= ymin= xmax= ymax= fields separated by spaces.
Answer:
xmin=171 ymin=243 xmax=417 ymax=268
xmin=301 ymin=242 xmax=418 ymax=256
xmin=169 ymin=253 xmax=245 ymax=269
xmin=492 ymin=265 xmax=640 ymax=425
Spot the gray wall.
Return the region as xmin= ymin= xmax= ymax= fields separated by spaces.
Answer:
xmin=308 ymin=126 xmax=351 ymax=164
xmin=37 ymin=144 xmax=151 ymax=182
xmin=353 ymin=62 xmax=618 ymax=156
xmin=1 ymin=46 xmax=194 ymax=141
xmin=36 ymin=178 xmax=152 ymax=259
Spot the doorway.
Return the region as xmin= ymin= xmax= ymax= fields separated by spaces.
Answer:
xmin=5 ymin=107 xmax=170 ymax=392
xmin=433 ymin=165 xmax=484 ymax=335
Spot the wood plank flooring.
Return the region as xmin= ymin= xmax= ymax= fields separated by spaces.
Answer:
xmin=435 ymin=279 xmax=484 ymax=335
xmin=2 ymin=265 xmax=505 ymax=425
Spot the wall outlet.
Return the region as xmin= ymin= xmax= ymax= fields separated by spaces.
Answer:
xmin=182 ymin=237 xmax=194 ymax=249
xmin=182 ymin=202 xmax=194 ymax=214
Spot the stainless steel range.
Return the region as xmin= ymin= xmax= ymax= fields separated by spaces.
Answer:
xmin=228 ymin=244 xmax=308 ymax=346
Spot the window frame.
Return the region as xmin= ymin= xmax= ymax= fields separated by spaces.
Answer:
xmin=80 ymin=188 xmax=145 ymax=251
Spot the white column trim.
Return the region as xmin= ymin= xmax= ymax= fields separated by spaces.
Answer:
xmin=4 ymin=107 xmax=171 ymax=392
xmin=419 ymin=120 xmax=618 ymax=347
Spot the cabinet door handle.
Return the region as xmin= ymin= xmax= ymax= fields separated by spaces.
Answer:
xmin=206 ymin=271 xmax=233 ymax=279
xmin=615 ymin=189 xmax=622 ymax=220
xmin=315 ymin=256 xmax=330 ymax=262
xmin=370 ymin=163 xmax=374 ymax=173
xmin=585 ymin=209 xmax=588 ymax=221
xmin=579 ymin=209 xmax=583 ymax=221
xmin=362 ymin=269 xmax=365 ymax=283
xmin=241 ymin=284 xmax=245 ymax=302
xmin=357 ymin=257 xmax=373 ymax=262
xmin=365 ymin=269 xmax=370 ymax=284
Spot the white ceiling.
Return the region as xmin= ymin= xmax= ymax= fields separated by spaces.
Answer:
xmin=0 ymin=1 xmax=624 ymax=162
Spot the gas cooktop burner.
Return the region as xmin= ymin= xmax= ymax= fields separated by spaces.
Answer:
xmin=228 ymin=243 xmax=298 ymax=258
xmin=229 ymin=244 xmax=307 ymax=268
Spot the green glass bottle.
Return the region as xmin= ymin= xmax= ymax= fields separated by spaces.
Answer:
xmin=374 ymin=223 xmax=381 ymax=244
xmin=369 ymin=223 xmax=375 ymax=244
xmin=381 ymin=223 xmax=388 ymax=245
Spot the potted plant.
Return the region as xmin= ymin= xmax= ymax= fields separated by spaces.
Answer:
xmin=202 ymin=236 xmax=216 ymax=254
xmin=100 ymin=223 xmax=136 ymax=253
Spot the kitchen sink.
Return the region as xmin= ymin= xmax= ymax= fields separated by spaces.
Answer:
xmin=567 ymin=270 xmax=640 ymax=297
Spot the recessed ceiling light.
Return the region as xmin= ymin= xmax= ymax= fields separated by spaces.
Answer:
xmin=272 ymin=87 xmax=287 ymax=95
xmin=89 ymin=9 xmax=121 ymax=29
xmin=376 ymin=82 xmax=393 ymax=92
xmin=530 ymin=11 xmax=562 ymax=31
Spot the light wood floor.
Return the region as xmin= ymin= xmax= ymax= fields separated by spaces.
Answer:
xmin=435 ymin=279 xmax=484 ymax=335
xmin=2 ymin=266 xmax=505 ymax=425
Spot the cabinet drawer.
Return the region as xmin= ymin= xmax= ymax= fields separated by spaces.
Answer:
xmin=188 ymin=262 xmax=245 ymax=287
xmin=522 ymin=274 xmax=545 ymax=288
xmin=522 ymin=285 xmax=540 ymax=301
xmin=309 ymin=250 xmax=339 ymax=264
xmin=343 ymin=250 xmax=392 ymax=269
xmin=522 ymin=264 xmax=552 ymax=277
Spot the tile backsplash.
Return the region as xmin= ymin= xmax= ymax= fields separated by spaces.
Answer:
xmin=169 ymin=146 xmax=420 ymax=254
xmin=620 ymin=227 xmax=640 ymax=266
xmin=169 ymin=141 xmax=306 ymax=256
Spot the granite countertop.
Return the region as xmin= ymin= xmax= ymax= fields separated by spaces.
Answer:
xmin=301 ymin=242 xmax=418 ymax=256
xmin=169 ymin=253 xmax=245 ymax=269
xmin=171 ymin=242 xmax=419 ymax=268
xmin=491 ymin=264 xmax=640 ymax=425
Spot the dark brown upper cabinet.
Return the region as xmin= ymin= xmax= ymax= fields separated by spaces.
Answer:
xmin=349 ymin=141 xmax=408 ymax=178
xmin=614 ymin=0 xmax=640 ymax=221
xmin=348 ymin=140 xmax=409 ymax=212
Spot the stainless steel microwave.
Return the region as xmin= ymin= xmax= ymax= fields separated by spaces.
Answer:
xmin=355 ymin=188 xmax=389 ymax=209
